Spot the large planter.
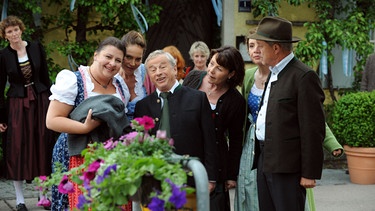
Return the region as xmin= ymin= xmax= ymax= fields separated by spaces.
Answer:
xmin=344 ymin=145 xmax=375 ymax=184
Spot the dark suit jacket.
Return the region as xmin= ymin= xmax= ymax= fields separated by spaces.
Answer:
xmin=134 ymin=85 xmax=218 ymax=182
xmin=254 ymin=57 xmax=325 ymax=180
xmin=0 ymin=41 xmax=51 ymax=123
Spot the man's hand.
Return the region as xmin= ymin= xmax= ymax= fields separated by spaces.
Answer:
xmin=300 ymin=177 xmax=316 ymax=188
xmin=226 ymin=180 xmax=237 ymax=191
xmin=208 ymin=182 xmax=216 ymax=193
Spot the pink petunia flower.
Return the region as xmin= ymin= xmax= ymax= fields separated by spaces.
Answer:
xmin=103 ymin=139 xmax=118 ymax=150
xmin=134 ymin=116 xmax=155 ymax=130
xmin=124 ymin=131 xmax=138 ymax=141
xmin=156 ymin=130 xmax=167 ymax=139
xmin=141 ymin=116 xmax=155 ymax=130
xmin=37 ymin=196 xmax=51 ymax=207
xmin=58 ymin=175 xmax=75 ymax=194
xmin=168 ymin=138 xmax=174 ymax=146
xmin=39 ymin=176 xmax=47 ymax=181
xmin=83 ymin=159 xmax=102 ymax=181
xmin=35 ymin=175 xmax=48 ymax=191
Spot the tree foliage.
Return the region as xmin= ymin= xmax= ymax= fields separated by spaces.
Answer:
xmin=43 ymin=0 xmax=161 ymax=69
xmin=251 ymin=0 xmax=375 ymax=96
xmin=1 ymin=0 xmax=161 ymax=80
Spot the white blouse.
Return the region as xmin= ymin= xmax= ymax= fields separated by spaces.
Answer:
xmin=49 ymin=65 xmax=130 ymax=112
xmin=128 ymin=64 xmax=147 ymax=103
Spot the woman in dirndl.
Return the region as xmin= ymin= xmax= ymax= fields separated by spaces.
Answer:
xmin=46 ymin=37 xmax=132 ymax=210
xmin=0 ymin=15 xmax=54 ymax=211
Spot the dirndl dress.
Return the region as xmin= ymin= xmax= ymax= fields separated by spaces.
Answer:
xmin=4 ymin=85 xmax=54 ymax=181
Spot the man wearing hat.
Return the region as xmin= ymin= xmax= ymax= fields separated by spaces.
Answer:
xmin=250 ymin=16 xmax=326 ymax=211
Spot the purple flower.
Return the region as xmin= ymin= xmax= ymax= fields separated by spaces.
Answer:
xmin=77 ymin=194 xmax=90 ymax=209
xmin=82 ymin=178 xmax=92 ymax=197
xmin=147 ymin=196 xmax=165 ymax=211
xmin=96 ymin=164 xmax=117 ymax=184
xmin=104 ymin=164 xmax=117 ymax=176
xmin=166 ymin=179 xmax=187 ymax=208
xmin=58 ymin=175 xmax=75 ymax=194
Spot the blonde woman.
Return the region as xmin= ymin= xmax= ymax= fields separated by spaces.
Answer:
xmin=184 ymin=41 xmax=210 ymax=77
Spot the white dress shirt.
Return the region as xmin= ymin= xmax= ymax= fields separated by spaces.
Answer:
xmin=255 ymin=52 xmax=295 ymax=141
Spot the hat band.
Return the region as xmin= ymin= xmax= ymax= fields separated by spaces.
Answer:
xmin=257 ymin=31 xmax=290 ymax=42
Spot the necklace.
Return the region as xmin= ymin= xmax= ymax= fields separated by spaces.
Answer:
xmin=206 ymin=83 xmax=216 ymax=96
xmin=89 ymin=67 xmax=111 ymax=89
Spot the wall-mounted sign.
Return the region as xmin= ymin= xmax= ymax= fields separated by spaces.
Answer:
xmin=239 ymin=0 xmax=251 ymax=12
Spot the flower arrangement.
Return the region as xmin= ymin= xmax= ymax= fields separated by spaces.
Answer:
xmin=35 ymin=116 xmax=193 ymax=211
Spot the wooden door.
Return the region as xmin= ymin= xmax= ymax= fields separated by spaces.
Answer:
xmin=145 ymin=0 xmax=220 ymax=67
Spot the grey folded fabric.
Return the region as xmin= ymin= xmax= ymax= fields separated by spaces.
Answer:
xmin=67 ymin=95 xmax=130 ymax=156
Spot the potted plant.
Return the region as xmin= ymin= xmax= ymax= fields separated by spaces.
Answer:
xmin=35 ymin=116 xmax=195 ymax=211
xmin=331 ymin=91 xmax=375 ymax=184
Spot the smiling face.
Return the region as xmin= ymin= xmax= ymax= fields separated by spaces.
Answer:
xmin=146 ymin=54 xmax=177 ymax=92
xmin=93 ymin=45 xmax=124 ymax=79
xmin=4 ymin=25 xmax=22 ymax=44
xmin=122 ymin=44 xmax=144 ymax=73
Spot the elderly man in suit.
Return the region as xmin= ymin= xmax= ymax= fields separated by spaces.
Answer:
xmin=134 ymin=50 xmax=218 ymax=193
xmin=250 ymin=16 xmax=326 ymax=211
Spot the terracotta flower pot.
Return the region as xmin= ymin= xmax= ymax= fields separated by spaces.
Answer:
xmin=344 ymin=145 xmax=375 ymax=184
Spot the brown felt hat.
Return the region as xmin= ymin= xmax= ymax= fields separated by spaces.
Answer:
xmin=249 ymin=16 xmax=301 ymax=43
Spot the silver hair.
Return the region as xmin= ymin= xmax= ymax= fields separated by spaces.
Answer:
xmin=144 ymin=50 xmax=177 ymax=67
xmin=189 ymin=41 xmax=210 ymax=59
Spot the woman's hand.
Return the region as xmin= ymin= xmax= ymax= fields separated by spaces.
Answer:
xmin=46 ymin=100 xmax=100 ymax=134
xmin=332 ymin=149 xmax=343 ymax=157
xmin=82 ymin=109 xmax=102 ymax=133
xmin=0 ymin=123 xmax=7 ymax=132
